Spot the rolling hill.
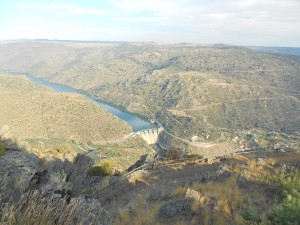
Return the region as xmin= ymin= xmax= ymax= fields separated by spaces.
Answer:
xmin=0 ymin=40 xmax=299 ymax=142
xmin=0 ymin=72 xmax=131 ymax=147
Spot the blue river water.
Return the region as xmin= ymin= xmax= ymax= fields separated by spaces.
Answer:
xmin=3 ymin=70 xmax=156 ymax=132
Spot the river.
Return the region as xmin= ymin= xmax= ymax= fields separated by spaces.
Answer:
xmin=2 ymin=70 xmax=156 ymax=132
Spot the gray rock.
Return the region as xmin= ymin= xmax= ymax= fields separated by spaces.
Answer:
xmin=127 ymin=154 xmax=149 ymax=172
xmin=123 ymin=199 xmax=136 ymax=213
xmin=148 ymin=190 xmax=171 ymax=201
xmin=0 ymin=151 xmax=38 ymax=203
xmin=158 ymin=199 xmax=192 ymax=219
xmin=216 ymin=163 xmax=230 ymax=175
xmin=66 ymin=196 xmax=110 ymax=225
xmin=279 ymin=148 xmax=285 ymax=153
xmin=256 ymin=158 xmax=267 ymax=166
xmin=185 ymin=188 xmax=201 ymax=201
xmin=237 ymin=174 xmax=247 ymax=188
xmin=0 ymin=142 xmax=110 ymax=224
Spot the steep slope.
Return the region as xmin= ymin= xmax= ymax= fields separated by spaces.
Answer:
xmin=0 ymin=73 xmax=131 ymax=145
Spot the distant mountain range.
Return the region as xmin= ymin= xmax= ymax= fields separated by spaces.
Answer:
xmin=0 ymin=40 xmax=299 ymax=141
xmin=247 ymin=46 xmax=300 ymax=56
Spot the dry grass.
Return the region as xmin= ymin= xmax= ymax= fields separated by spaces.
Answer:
xmin=116 ymin=195 xmax=161 ymax=225
xmin=172 ymin=186 xmax=187 ymax=199
xmin=193 ymin=175 xmax=244 ymax=208
xmin=0 ymin=194 xmax=95 ymax=225
xmin=190 ymin=171 xmax=267 ymax=224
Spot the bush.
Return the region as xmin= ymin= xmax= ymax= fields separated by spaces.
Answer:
xmin=241 ymin=207 xmax=261 ymax=224
xmin=185 ymin=154 xmax=204 ymax=160
xmin=0 ymin=142 xmax=6 ymax=157
xmin=87 ymin=159 xmax=116 ymax=176
xmin=166 ymin=147 xmax=181 ymax=160
xmin=268 ymin=169 xmax=300 ymax=224
xmin=269 ymin=195 xmax=300 ymax=225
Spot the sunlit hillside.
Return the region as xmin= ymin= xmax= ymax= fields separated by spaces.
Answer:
xmin=0 ymin=73 xmax=131 ymax=146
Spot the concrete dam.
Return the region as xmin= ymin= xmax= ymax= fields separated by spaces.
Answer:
xmin=136 ymin=127 xmax=164 ymax=144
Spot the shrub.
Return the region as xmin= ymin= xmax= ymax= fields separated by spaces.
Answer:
xmin=87 ymin=159 xmax=116 ymax=176
xmin=166 ymin=146 xmax=181 ymax=160
xmin=0 ymin=142 xmax=6 ymax=157
xmin=240 ymin=207 xmax=261 ymax=224
xmin=185 ymin=154 xmax=204 ymax=160
xmin=268 ymin=169 xmax=300 ymax=224
xmin=269 ymin=194 xmax=300 ymax=225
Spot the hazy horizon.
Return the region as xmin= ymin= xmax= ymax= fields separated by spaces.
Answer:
xmin=1 ymin=0 xmax=300 ymax=47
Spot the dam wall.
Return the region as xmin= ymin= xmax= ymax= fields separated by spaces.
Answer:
xmin=136 ymin=127 xmax=163 ymax=144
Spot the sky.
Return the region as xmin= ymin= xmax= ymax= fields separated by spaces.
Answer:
xmin=0 ymin=0 xmax=300 ymax=47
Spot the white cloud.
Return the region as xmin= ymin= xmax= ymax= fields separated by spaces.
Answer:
xmin=5 ymin=0 xmax=300 ymax=46
xmin=115 ymin=16 xmax=166 ymax=22
xmin=109 ymin=0 xmax=300 ymax=46
xmin=16 ymin=3 xmax=110 ymax=15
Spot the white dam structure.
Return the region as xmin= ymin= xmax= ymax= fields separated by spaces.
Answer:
xmin=136 ymin=127 xmax=164 ymax=144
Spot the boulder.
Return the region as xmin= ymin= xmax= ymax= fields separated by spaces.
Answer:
xmin=256 ymin=158 xmax=267 ymax=166
xmin=127 ymin=154 xmax=149 ymax=172
xmin=148 ymin=190 xmax=171 ymax=201
xmin=0 ymin=150 xmax=39 ymax=203
xmin=237 ymin=174 xmax=247 ymax=188
xmin=158 ymin=199 xmax=192 ymax=219
xmin=216 ymin=164 xmax=230 ymax=175
xmin=66 ymin=196 xmax=110 ymax=225
xmin=122 ymin=199 xmax=136 ymax=213
xmin=185 ymin=188 xmax=201 ymax=201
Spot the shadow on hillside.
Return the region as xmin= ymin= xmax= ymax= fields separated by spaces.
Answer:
xmin=95 ymin=152 xmax=296 ymax=209
xmin=0 ymin=137 xmax=135 ymax=207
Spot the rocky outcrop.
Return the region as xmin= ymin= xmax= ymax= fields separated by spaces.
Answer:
xmin=256 ymin=157 xmax=268 ymax=166
xmin=216 ymin=163 xmax=231 ymax=176
xmin=148 ymin=190 xmax=171 ymax=202
xmin=185 ymin=188 xmax=201 ymax=201
xmin=185 ymin=188 xmax=216 ymax=207
xmin=0 ymin=144 xmax=110 ymax=224
xmin=158 ymin=199 xmax=192 ymax=219
xmin=237 ymin=174 xmax=247 ymax=188
xmin=127 ymin=154 xmax=150 ymax=172
xmin=0 ymin=150 xmax=39 ymax=202
xmin=66 ymin=196 xmax=110 ymax=225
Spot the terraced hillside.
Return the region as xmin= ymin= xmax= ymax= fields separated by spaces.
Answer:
xmin=0 ymin=73 xmax=131 ymax=145
xmin=0 ymin=41 xmax=299 ymax=142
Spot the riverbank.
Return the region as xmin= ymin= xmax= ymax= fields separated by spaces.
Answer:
xmin=1 ymin=69 xmax=156 ymax=132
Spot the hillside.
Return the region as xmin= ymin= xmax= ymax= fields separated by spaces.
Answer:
xmin=1 ymin=132 xmax=300 ymax=225
xmin=0 ymin=41 xmax=299 ymax=143
xmin=0 ymin=73 xmax=131 ymax=147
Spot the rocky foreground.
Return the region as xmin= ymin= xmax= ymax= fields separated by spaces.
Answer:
xmin=0 ymin=137 xmax=110 ymax=225
xmin=1 ymin=131 xmax=300 ymax=224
